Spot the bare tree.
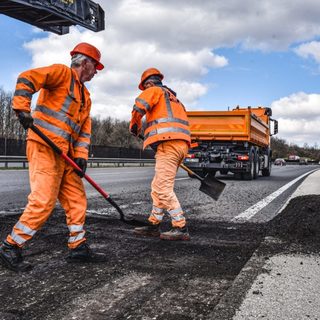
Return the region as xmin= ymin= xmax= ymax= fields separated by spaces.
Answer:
xmin=108 ymin=119 xmax=141 ymax=148
xmin=91 ymin=116 xmax=114 ymax=145
xmin=0 ymin=87 xmax=25 ymax=139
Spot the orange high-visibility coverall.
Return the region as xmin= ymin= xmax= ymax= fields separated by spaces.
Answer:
xmin=130 ymin=85 xmax=191 ymax=228
xmin=7 ymin=64 xmax=91 ymax=249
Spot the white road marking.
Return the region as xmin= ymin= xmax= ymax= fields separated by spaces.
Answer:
xmin=232 ymin=169 xmax=318 ymax=222
xmin=175 ymin=177 xmax=190 ymax=181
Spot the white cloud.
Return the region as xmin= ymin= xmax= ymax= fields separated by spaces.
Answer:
xmin=18 ymin=0 xmax=320 ymax=130
xmin=294 ymin=41 xmax=320 ymax=63
xmin=271 ymin=92 xmax=320 ymax=146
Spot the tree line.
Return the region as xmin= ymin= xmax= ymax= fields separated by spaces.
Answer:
xmin=0 ymin=87 xmax=142 ymax=149
xmin=271 ymin=136 xmax=320 ymax=161
xmin=1 ymin=87 xmax=320 ymax=160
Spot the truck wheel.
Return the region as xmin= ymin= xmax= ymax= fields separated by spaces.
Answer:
xmin=262 ymin=159 xmax=272 ymax=176
xmin=243 ymin=151 xmax=256 ymax=180
xmin=253 ymin=152 xmax=258 ymax=179
xmin=262 ymin=149 xmax=272 ymax=177
xmin=256 ymin=157 xmax=261 ymax=178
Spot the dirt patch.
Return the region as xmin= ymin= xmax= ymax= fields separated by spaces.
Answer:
xmin=0 ymin=204 xmax=266 ymax=320
xmin=267 ymin=195 xmax=320 ymax=252
xmin=0 ymin=195 xmax=320 ymax=319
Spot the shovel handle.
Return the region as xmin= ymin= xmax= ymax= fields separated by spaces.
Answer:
xmin=29 ymin=125 xmax=122 ymax=210
xmin=29 ymin=125 xmax=153 ymax=226
xmin=179 ymin=163 xmax=204 ymax=181
xmin=30 ymin=125 xmax=110 ymax=198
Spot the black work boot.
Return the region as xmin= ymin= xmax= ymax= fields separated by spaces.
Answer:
xmin=0 ymin=240 xmax=33 ymax=272
xmin=160 ymin=226 xmax=190 ymax=241
xmin=134 ymin=223 xmax=160 ymax=237
xmin=66 ymin=242 xmax=107 ymax=263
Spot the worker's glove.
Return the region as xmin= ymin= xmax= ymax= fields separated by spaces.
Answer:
xmin=130 ymin=124 xmax=138 ymax=137
xmin=17 ymin=111 xmax=34 ymax=130
xmin=74 ymin=158 xmax=87 ymax=178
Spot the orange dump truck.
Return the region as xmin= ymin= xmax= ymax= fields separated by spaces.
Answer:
xmin=184 ymin=106 xmax=278 ymax=180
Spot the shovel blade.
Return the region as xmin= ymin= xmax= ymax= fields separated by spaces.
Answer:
xmin=199 ymin=173 xmax=226 ymax=200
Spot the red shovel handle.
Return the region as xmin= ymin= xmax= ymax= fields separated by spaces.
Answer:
xmin=59 ymin=152 xmax=110 ymax=199
xmin=29 ymin=125 xmax=125 ymax=220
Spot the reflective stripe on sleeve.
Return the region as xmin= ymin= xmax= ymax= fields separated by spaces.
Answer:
xmin=133 ymin=105 xmax=146 ymax=116
xmin=14 ymin=89 xmax=33 ymax=99
xmin=17 ymin=78 xmax=36 ymax=92
xmin=79 ymin=132 xmax=91 ymax=139
xmin=73 ymin=141 xmax=89 ymax=149
xmin=136 ymin=98 xmax=151 ymax=111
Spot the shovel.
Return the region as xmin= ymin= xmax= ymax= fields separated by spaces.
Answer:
xmin=179 ymin=163 xmax=225 ymax=201
xmin=138 ymin=135 xmax=226 ymax=200
xmin=30 ymin=125 xmax=148 ymax=227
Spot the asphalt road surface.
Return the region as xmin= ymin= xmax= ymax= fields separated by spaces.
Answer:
xmin=0 ymin=165 xmax=318 ymax=319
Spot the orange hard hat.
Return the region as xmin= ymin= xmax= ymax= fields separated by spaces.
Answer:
xmin=139 ymin=67 xmax=164 ymax=90
xmin=70 ymin=42 xmax=104 ymax=70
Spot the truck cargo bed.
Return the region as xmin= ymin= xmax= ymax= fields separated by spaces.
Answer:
xmin=187 ymin=107 xmax=270 ymax=148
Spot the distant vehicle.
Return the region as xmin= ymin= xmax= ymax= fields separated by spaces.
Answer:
xmin=274 ymin=158 xmax=286 ymax=166
xmin=299 ymin=158 xmax=308 ymax=165
xmin=288 ymin=155 xmax=300 ymax=161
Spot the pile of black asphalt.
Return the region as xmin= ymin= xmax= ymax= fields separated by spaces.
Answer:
xmin=0 ymin=194 xmax=319 ymax=320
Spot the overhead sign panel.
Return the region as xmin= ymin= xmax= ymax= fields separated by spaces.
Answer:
xmin=0 ymin=0 xmax=105 ymax=35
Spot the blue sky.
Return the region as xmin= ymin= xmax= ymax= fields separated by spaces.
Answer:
xmin=199 ymin=47 xmax=320 ymax=109
xmin=1 ymin=0 xmax=320 ymax=147
xmin=0 ymin=16 xmax=46 ymax=91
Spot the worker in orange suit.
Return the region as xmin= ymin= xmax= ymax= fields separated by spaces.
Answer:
xmin=0 ymin=43 xmax=108 ymax=272
xmin=129 ymin=68 xmax=191 ymax=241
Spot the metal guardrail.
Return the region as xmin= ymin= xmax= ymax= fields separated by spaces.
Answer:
xmin=0 ymin=156 xmax=155 ymax=169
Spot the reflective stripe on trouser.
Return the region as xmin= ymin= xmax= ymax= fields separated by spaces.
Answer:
xmin=148 ymin=206 xmax=165 ymax=225
xmin=150 ymin=140 xmax=189 ymax=228
xmin=7 ymin=140 xmax=87 ymax=249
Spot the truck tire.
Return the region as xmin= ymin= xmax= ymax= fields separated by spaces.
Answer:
xmin=262 ymin=150 xmax=272 ymax=177
xmin=253 ymin=149 xmax=259 ymax=179
xmin=243 ymin=150 xmax=256 ymax=180
xmin=262 ymin=159 xmax=271 ymax=176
